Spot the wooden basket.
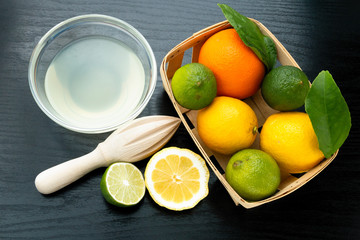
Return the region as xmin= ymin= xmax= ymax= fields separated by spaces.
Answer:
xmin=160 ymin=19 xmax=338 ymax=208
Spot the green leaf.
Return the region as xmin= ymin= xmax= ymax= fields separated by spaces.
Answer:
xmin=218 ymin=3 xmax=277 ymax=71
xmin=305 ymin=71 xmax=351 ymax=158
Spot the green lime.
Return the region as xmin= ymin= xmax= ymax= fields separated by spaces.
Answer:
xmin=225 ymin=149 xmax=280 ymax=201
xmin=171 ymin=63 xmax=217 ymax=110
xmin=261 ymin=65 xmax=310 ymax=111
xmin=101 ymin=162 xmax=145 ymax=207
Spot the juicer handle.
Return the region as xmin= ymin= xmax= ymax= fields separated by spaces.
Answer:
xmin=35 ymin=147 xmax=107 ymax=194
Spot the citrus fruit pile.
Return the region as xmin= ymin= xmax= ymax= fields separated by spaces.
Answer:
xmin=169 ymin=10 xmax=327 ymax=202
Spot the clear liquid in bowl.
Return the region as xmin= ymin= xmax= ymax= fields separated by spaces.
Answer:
xmin=44 ymin=36 xmax=146 ymax=129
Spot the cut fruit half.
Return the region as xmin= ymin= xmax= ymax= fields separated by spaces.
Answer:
xmin=101 ymin=162 xmax=145 ymax=207
xmin=145 ymin=147 xmax=209 ymax=211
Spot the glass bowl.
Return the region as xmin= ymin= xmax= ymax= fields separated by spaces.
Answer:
xmin=28 ymin=14 xmax=157 ymax=134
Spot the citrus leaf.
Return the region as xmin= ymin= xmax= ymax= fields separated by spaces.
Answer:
xmin=305 ymin=71 xmax=351 ymax=158
xmin=218 ymin=4 xmax=277 ymax=71
xmin=263 ymin=35 xmax=277 ymax=70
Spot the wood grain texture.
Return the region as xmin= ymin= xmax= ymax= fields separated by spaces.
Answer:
xmin=0 ymin=0 xmax=359 ymax=239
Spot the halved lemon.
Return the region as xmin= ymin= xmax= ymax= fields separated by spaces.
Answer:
xmin=145 ymin=147 xmax=209 ymax=211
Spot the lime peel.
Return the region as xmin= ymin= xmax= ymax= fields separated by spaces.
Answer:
xmin=171 ymin=63 xmax=217 ymax=110
xmin=225 ymin=149 xmax=280 ymax=201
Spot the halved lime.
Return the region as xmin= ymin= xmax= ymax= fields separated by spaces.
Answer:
xmin=100 ymin=162 xmax=145 ymax=207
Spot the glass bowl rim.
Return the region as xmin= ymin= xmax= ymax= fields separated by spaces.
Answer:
xmin=28 ymin=14 xmax=157 ymax=134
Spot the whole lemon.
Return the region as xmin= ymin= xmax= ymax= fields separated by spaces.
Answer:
xmin=260 ymin=112 xmax=325 ymax=173
xmin=225 ymin=149 xmax=281 ymax=201
xmin=197 ymin=96 xmax=258 ymax=155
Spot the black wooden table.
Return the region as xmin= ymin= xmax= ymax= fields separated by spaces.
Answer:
xmin=1 ymin=0 xmax=359 ymax=239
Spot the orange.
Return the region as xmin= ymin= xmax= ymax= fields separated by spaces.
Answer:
xmin=197 ymin=96 xmax=258 ymax=155
xmin=198 ymin=28 xmax=265 ymax=99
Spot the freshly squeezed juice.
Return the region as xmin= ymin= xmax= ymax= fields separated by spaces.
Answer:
xmin=44 ymin=36 xmax=145 ymax=129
